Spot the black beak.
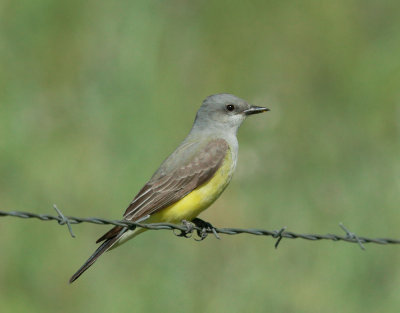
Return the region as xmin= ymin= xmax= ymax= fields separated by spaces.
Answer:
xmin=243 ymin=106 xmax=270 ymax=116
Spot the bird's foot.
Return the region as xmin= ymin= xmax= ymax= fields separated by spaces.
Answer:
xmin=174 ymin=220 xmax=195 ymax=238
xmin=174 ymin=218 xmax=220 ymax=241
xmin=192 ymin=218 xmax=221 ymax=241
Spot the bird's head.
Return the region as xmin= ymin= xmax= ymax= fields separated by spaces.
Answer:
xmin=193 ymin=93 xmax=269 ymax=134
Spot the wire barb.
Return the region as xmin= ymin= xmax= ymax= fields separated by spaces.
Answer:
xmin=53 ymin=204 xmax=75 ymax=238
xmin=273 ymin=226 xmax=287 ymax=249
xmin=1 ymin=209 xmax=400 ymax=248
xmin=339 ymin=222 xmax=365 ymax=250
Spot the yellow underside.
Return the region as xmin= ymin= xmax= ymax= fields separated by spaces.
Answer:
xmin=114 ymin=149 xmax=233 ymax=248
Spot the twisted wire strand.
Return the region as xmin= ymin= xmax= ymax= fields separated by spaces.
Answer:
xmin=1 ymin=208 xmax=399 ymax=249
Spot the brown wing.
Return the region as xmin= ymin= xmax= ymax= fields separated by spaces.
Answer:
xmin=123 ymin=138 xmax=229 ymax=221
xmin=96 ymin=138 xmax=229 ymax=243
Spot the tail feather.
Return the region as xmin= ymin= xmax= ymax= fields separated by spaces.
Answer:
xmin=69 ymin=229 xmax=126 ymax=283
xmin=96 ymin=225 xmax=124 ymax=243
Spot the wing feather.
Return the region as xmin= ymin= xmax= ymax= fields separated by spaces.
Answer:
xmin=96 ymin=138 xmax=229 ymax=243
xmin=123 ymin=138 xmax=229 ymax=221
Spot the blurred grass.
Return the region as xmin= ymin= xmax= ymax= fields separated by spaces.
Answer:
xmin=1 ymin=1 xmax=400 ymax=312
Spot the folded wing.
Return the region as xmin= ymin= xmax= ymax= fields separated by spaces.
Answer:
xmin=96 ymin=138 xmax=229 ymax=243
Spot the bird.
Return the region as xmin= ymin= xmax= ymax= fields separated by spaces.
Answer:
xmin=69 ymin=93 xmax=269 ymax=283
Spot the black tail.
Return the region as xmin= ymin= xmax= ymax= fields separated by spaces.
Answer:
xmin=69 ymin=230 xmax=125 ymax=283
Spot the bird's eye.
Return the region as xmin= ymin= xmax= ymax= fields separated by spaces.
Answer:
xmin=226 ymin=104 xmax=235 ymax=111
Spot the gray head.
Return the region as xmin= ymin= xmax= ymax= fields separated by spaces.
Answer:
xmin=192 ymin=93 xmax=269 ymax=134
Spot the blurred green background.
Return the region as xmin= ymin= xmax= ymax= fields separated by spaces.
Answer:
xmin=1 ymin=1 xmax=400 ymax=312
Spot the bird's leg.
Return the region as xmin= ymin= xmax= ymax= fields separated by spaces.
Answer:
xmin=191 ymin=218 xmax=221 ymax=240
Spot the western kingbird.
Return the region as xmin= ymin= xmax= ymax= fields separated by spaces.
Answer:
xmin=69 ymin=93 xmax=269 ymax=283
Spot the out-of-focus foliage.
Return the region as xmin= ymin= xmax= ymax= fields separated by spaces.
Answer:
xmin=1 ymin=1 xmax=399 ymax=312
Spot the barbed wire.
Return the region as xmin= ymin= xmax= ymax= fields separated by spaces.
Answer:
xmin=1 ymin=206 xmax=400 ymax=250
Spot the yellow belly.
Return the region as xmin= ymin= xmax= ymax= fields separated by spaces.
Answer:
xmin=113 ymin=149 xmax=234 ymax=248
xmin=151 ymin=149 xmax=234 ymax=223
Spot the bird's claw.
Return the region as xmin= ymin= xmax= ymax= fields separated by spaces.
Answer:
xmin=192 ymin=218 xmax=220 ymax=241
xmin=173 ymin=220 xmax=194 ymax=238
xmin=174 ymin=219 xmax=220 ymax=241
